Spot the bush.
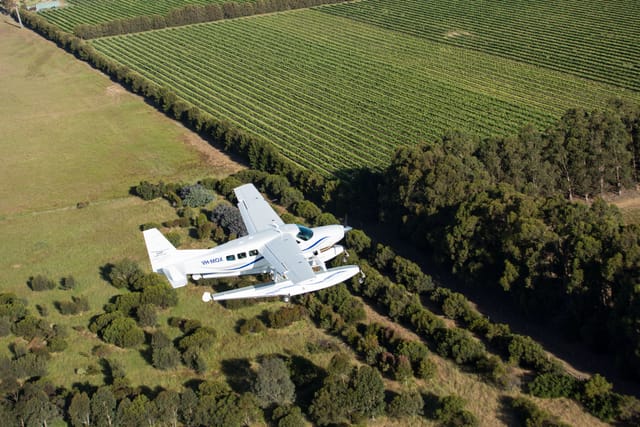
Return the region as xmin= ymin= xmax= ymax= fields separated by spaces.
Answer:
xmin=387 ymin=390 xmax=424 ymax=419
xmin=268 ymin=305 xmax=308 ymax=328
xmin=180 ymin=184 xmax=215 ymax=207
xmin=57 ymin=296 xmax=90 ymax=315
xmin=152 ymin=344 xmax=181 ymax=370
xmin=136 ymin=304 xmax=157 ymax=327
xmin=29 ymin=275 xmax=56 ymax=291
xmin=527 ymin=373 xmax=579 ymax=398
xmin=510 ymin=396 xmax=570 ymax=427
xmin=107 ymin=259 xmax=144 ymax=289
xmin=165 ymin=231 xmax=181 ymax=248
xmin=101 ymin=317 xmax=144 ymax=348
xmin=435 ymin=395 xmax=478 ymax=427
xmin=238 ymin=317 xmax=267 ymax=335
xmin=60 ymin=275 xmax=76 ymax=290
xmin=135 ymin=181 xmax=165 ymax=200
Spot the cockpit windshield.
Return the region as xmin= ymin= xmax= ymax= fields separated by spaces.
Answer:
xmin=296 ymin=225 xmax=314 ymax=241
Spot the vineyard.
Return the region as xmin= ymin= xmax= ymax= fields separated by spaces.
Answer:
xmin=91 ymin=9 xmax=640 ymax=175
xmin=322 ymin=0 xmax=640 ymax=92
xmin=38 ymin=0 xmax=248 ymax=33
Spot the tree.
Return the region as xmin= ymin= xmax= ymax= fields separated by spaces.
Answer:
xmin=253 ymin=356 xmax=296 ymax=407
xmin=15 ymin=382 xmax=59 ymax=427
xmin=69 ymin=392 xmax=91 ymax=427
xmin=179 ymin=388 xmax=199 ymax=426
xmin=155 ymin=390 xmax=180 ymax=427
xmin=309 ymin=376 xmax=349 ymax=426
xmin=347 ymin=365 xmax=385 ymax=421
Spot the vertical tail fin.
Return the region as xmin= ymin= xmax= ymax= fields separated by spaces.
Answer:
xmin=143 ymin=228 xmax=176 ymax=272
xmin=142 ymin=228 xmax=187 ymax=288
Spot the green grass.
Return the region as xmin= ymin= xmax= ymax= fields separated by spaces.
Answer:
xmin=91 ymin=9 xmax=640 ymax=176
xmin=0 ymin=25 xmax=218 ymax=217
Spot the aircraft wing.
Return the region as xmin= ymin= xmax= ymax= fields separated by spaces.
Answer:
xmin=234 ymin=184 xmax=284 ymax=234
xmin=261 ymin=233 xmax=316 ymax=283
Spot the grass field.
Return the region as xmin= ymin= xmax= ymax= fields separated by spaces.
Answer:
xmin=0 ymin=23 xmax=238 ymax=217
xmin=90 ymin=8 xmax=640 ymax=176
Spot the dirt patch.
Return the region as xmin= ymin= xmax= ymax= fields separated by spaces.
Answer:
xmin=608 ymin=188 xmax=640 ymax=208
xmin=444 ymin=30 xmax=472 ymax=39
xmin=179 ymin=130 xmax=245 ymax=175
xmin=105 ymin=83 xmax=126 ymax=98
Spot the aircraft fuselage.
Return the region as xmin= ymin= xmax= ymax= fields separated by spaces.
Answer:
xmin=183 ymin=224 xmax=346 ymax=280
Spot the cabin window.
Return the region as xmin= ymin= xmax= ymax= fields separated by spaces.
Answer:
xmin=237 ymin=252 xmax=247 ymax=259
xmin=226 ymin=255 xmax=235 ymax=261
xmin=296 ymin=224 xmax=314 ymax=241
xmin=249 ymin=249 xmax=259 ymax=256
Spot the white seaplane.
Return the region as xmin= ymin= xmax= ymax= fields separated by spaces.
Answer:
xmin=143 ymin=183 xmax=360 ymax=302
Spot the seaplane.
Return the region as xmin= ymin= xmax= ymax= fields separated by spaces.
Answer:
xmin=143 ymin=183 xmax=360 ymax=302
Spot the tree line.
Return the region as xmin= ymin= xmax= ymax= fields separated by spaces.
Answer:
xmin=74 ymin=0 xmax=350 ymax=39
xmin=374 ymin=102 xmax=640 ymax=385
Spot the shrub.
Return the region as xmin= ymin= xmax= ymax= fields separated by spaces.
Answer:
xmin=510 ymin=396 xmax=570 ymax=427
xmin=29 ymin=275 xmax=56 ymax=291
xmin=180 ymin=184 xmax=215 ymax=207
xmin=135 ymin=181 xmax=165 ymax=200
xmin=165 ymin=231 xmax=181 ymax=248
xmin=101 ymin=317 xmax=144 ymax=348
xmin=152 ymin=344 xmax=181 ymax=370
xmin=238 ymin=317 xmax=267 ymax=335
xmin=387 ymin=390 xmax=424 ymax=419
xmin=434 ymin=328 xmax=486 ymax=365
xmin=268 ymin=305 xmax=307 ymax=328
xmin=527 ymin=373 xmax=579 ymax=398
xmin=60 ymin=275 xmax=76 ymax=290
xmin=107 ymin=259 xmax=144 ymax=289
xmin=136 ymin=304 xmax=157 ymax=327
xmin=435 ymin=395 xmax=478 ymax=427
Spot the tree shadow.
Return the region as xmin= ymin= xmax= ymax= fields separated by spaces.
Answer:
xmin=497 ymin=395 xmax=519 ymax=426
xmin=99 ymin=263 xmax=114 ymax=283
xmin=422 ymin=391 xmax=440 ymax=420
xmin=220 ymin=358 xmax=254 ymax=393
xmin=284 ymin=354 xmax=326 ymax=408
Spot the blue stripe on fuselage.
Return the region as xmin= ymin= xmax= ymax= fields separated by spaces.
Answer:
xmin=303 ymin=236 xmax=328 ymax=252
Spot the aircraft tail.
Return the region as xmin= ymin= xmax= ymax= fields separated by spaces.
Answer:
xmin=142 ymin=228 xmax=188 ymax=288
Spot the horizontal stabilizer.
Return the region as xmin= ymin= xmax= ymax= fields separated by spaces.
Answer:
xmin=207 ymin=265 xmax=360 ymax=301
xmin=161 ymin=266 xmax=188 ymax=289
